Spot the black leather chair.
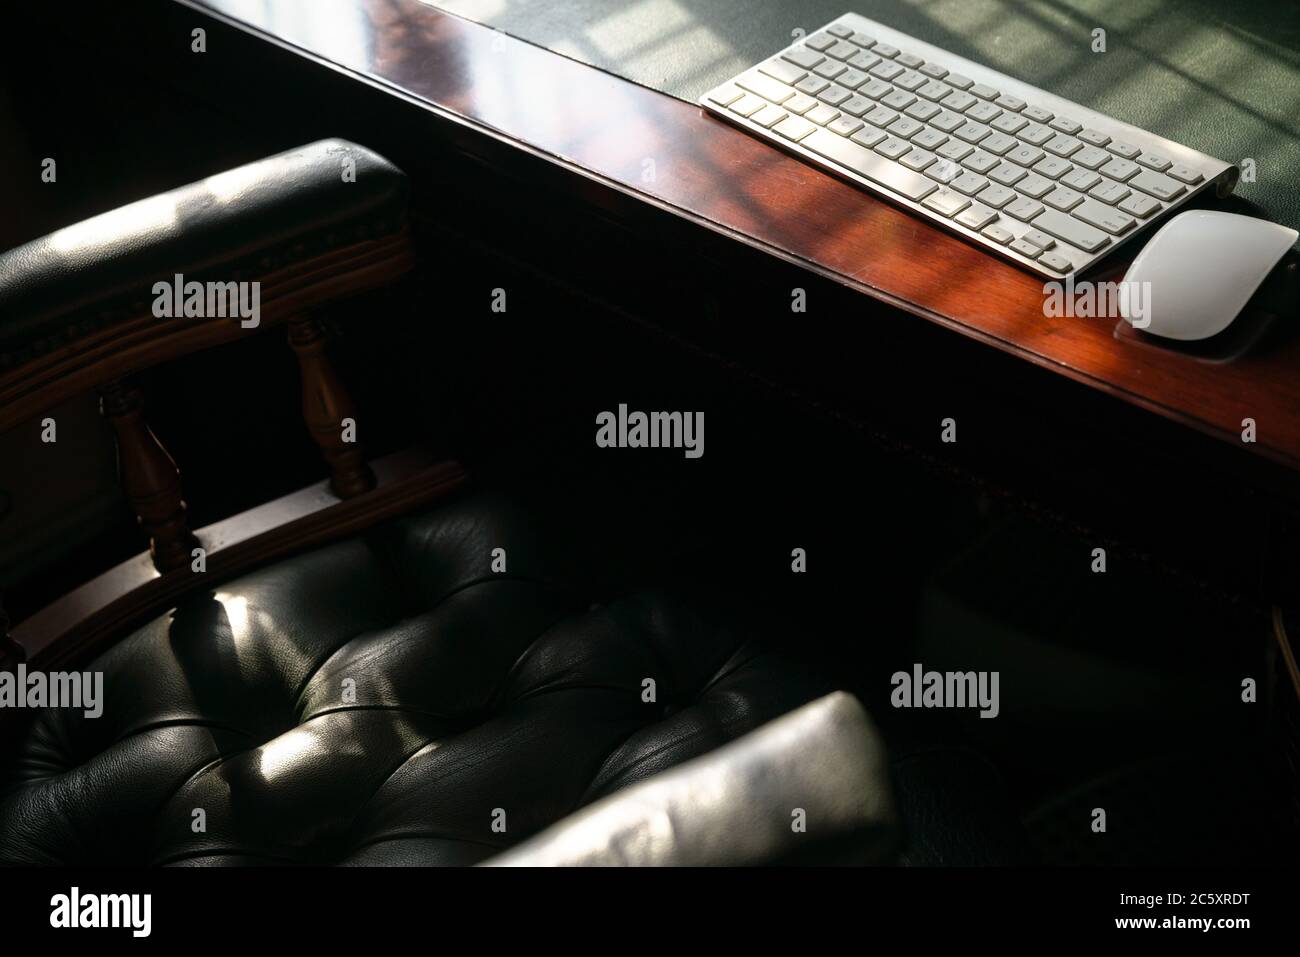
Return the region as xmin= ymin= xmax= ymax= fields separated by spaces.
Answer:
xmin=0 ymin=141 xmax=900 ymax=866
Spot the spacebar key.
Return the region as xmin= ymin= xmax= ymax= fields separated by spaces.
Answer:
xmin=802 ymin=128 xmax=937 ymax=201
xmin=1029 ymin=208 xmax=1111 ymax=254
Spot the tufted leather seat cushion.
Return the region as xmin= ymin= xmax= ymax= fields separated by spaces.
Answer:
xmin=0 ymin=138 xmax=407 ymax=372
xmin=0 ymin=491 xmax=831 ymax=866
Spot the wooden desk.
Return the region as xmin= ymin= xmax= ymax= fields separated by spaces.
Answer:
xmin=166 ymin=0 xmax=1299 ymax=476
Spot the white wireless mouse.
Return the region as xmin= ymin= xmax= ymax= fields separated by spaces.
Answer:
xmin=1121 ymin=210 xmax=1297 ymax=340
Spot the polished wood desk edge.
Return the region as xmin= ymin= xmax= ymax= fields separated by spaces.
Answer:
xmin=177 ymin=0 xmax=1300 ymax=473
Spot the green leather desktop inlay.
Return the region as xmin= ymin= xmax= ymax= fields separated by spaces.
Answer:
xmin=435 ymin=0 xmax=1300 ymax=233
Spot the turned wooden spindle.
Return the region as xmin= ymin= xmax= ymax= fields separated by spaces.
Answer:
xmin=100 ymin=380 xmax=200 ymax=573
xmin=286 ymin=315 xmax=375 ymax=499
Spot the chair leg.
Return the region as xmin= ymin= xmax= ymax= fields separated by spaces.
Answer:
xmin=100 ymin=380 xmax=200 ymax=573
xmin=286 ymin=315 xmax=376 ymax=499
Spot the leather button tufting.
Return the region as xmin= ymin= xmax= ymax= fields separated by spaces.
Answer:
xmin=0 ymin=492 xmax=829 ymax=866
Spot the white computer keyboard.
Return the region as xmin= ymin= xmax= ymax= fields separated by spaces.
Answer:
xmin=700 ymin=12 xmax=1237 ymax=279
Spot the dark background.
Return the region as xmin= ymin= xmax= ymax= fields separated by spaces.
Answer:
xmin=0 ymin=0 xmax=1296 ymax=865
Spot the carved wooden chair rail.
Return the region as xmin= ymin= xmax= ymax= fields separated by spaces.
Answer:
xmin=0 ymin=139 xmax=433 ymax=672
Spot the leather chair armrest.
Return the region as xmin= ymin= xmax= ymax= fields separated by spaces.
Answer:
xmin=0 ymin=139 xmax=413 ymax=431
xmin=484 ymin=692 xmax=899 ymax=866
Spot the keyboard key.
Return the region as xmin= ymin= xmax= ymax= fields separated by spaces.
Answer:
xmin=874 ymin=136 xmax=913 ymax=159
xmin=1118 ymin=193 xmax=1161 ymax=218
xmin=945 ymin=73 xmax=974 ymax=89
xmin=865 ymin=105 xmax=899 ymax=126
xmin=1099 ymin=157 xmax=1141 ymax=181
xmin=994 ymin=93 xmax=1026 ymax=111
xmin=826 ymin=40 xmax=859 ymax=60
xmin=796 ymin=76 xmax=830 ymax=95
xmin=1049 ymin=116 xmax=1082 ymax=134
xmin=956 ymin=203 xmax=998 ymax=230
xmin=1078 ymin=129 xmax=1110 ymax=148
xmin=918 ymin=80 xmax=953 ymax=101
xmin=992 ymin=113 xmax=1029 ymax=135
xmin=969 ymin=82 xmax=999 ymax=100
xmin=1042 ymin=186 xmax=1085 ymax=211
xmin=872 ymin=43 xmax=901 ymax=58
xmin=828 ymin=115 xmax=864 ymax=136
xmin=1022 ymin=230 xmax=1055 ymax=250
xmin=805 ymin=32 xmax=837 ymax=51
xmin=783 ymin=93 xmax=820 ymax=115
xmin=1071 ymin=146 xmax=1111 ymax=170
xmin=931 ymin=111 xmax=967 ymax=132
xmin=805 ymin=104 xmax=841 ymax=126
xmin=1072 ymin=198 xmax=1136 ymax=235
xmin=881 ymin=90 xmax=917 ymax=110
xmin=895 ymin=70 xmax=929 ymax=91
xmin=962 ymin=150 xmax=1000 ymax=174
xmin=966 ymin=101 xmax=1002 ymax=123
xmin=1167 ymin=163 xmax=1203 ymax=184
xmin=924 ymin=158 xmax=963 ymax=183
xmin=900 ymin=147 xmax=937 ymax=171
xmin=920 ymin=62 xmax=949 ymax=79
xmin=850 ymin=32 xmax=876 ymax=47
xmin=1038 ymin=251 xmax=1073 ymax=273
xmin=752 ymin=104 xmax=788 ymax=128
xmin=815 ymin=60 xmax=848 ymax=80
xmin=774 ymin=116 xmax=816 ymax=141
xmin=1004 ymin=197 xmax=1044 ymax=221
xmin=942 ymin=90 xmax=978 ymax=112
xmin=1016 ymin=173 xmax=1055 ymax=198
xmin=981 ymin=132 xmax=1018 ymax=155
xmin=1128 ymin=169 xmax=1186 ymax=200
xmin=839 ymin=95 xmax=874 ymax=116
xmin=782 ymin=47 xmax=825 ymax=70
xmin=1044 ymin=134 xmax=1083 ymax=157
xmin=1007 ymin=144 xmax=1045 ymax=167
xmin=976 ymin=183 xmax=1016 ymax=208
xmin=906 ymin=101 xmax=942 ymax=122
xmin=817 ymin=85 xmax=852 ymax=106
xmin=1061 ymin=168 xmax=1101 ymax=192
xmin=1020 ymin=123 xmax=1055 ymax=146
xmin=896 ymin=52 xmax=925 ymax=68
xmin=951 ymin=171 xmax=990 ymax=195
xmin=1109 ymin=141 xmax=1141 ymax=159
xmin=989 ymin=162 xmax=1028 ymax=186
xmin=1030 ymin=208 xmax=1111 ymax=253
xmin=937 ymin=140 xmax=974 ymax=162
xmin=922 ymin=188 xmax=971 ymax=217
xmin=738 ymin=73 xmax=795 ymax=103
xmin=1010 ymin=238 xmax=1042 ymax=258
xmin=913 ymin=128 xmax=949 ymax=150
xmin=826 ymin=24 xmax=853 ymax=39
xmin=729 ymin=94 xmax=767 ymax=117
xmin=1022 ymin=105 xmax=1053 ymax=123
xmin=761 ymin=59 xmax=807 ymax=85
xmin=850 ymin=125 xmax=888 ymax=148
xmin=848 ymin=51 xmax=882 ymax=72
xmin=838 ymin=68 xmax=871 ymax=90
xmin=870 ymin=61 xmax=905 ymax=80
xmin=706 ymin=84 xmax=744 ymax=107
xmin=1032 ymin=156 xmax=1073 ymax=179
xmin=1137 ymin=152 xmax=1172 ymax=172
xmin=954 ymin=121 xmax=992 ymax=143
xmin=1089 ymin=179 xmax=1130 ymax=204
xmin=802 ymin=128 xmax=938 ymax=200
xmin=859 ymin=78 xmax=893 ymax=99
xmin=982 ymin=223 xmax=1014 ymax=244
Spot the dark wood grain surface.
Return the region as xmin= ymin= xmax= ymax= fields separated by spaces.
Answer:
xmin=189 ymin=0 xmax=1300 ymax=471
